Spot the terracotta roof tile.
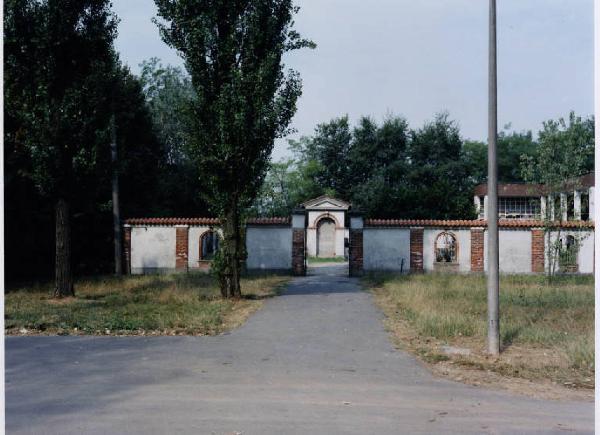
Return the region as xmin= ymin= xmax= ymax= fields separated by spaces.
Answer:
xmin=246 ymin=217 xmax=290 ymax=225
xmin=364 ymin=219 xmax=595 ymax=229
xmin=125 ymin=217 xmax=290 ymax=226
xmin=125 ymin=217 xmax=220 ymax=226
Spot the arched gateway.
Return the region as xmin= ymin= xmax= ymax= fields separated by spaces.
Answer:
xmin=300 ymin=196 xmax=351 ymax=259
xmin=317 ymin=218 xmax=336 ymax=257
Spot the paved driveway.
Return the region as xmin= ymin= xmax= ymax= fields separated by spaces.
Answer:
xmin=6 ymin=265 xmax=593 ymax=434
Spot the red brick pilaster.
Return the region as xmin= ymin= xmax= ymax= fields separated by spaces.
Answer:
xmin=123 ymin=225 xmax=131 ymax=274
xmin=470 ymin=228 xmax=485 ymax=272
xmin=531 ymin=229 xmax=545 ymax=273
xmin=175 ymin=225 xmax=189 ymax=271
xmin=349 ymin=229 xmax=363 ymax=277
xmin=410 ymin=228 xmax=424 ymax=273
xmin=292 ymin=228 xmax=306 ymax=276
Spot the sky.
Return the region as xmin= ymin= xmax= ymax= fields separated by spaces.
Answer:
xmin=113 ymin=0 xmax=594 ymax=161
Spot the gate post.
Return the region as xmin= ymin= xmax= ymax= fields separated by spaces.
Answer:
xmin=175 ymin=225 xmax=189 ymax=272
xmin=349 ymin=212 xmax=364 ymax=277
xmin=291 ymin=209 xmax=307 ymax=276
xmin=410 ymin=227 xmax=424 ymax=273
xmin=123 ymin=224 xmax=132 ymax=275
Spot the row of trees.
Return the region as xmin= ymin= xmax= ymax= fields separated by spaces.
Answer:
xmin=4 ymin=2 xmax=207 ymax=287
xmin=5 ymin=0 xmax=313 ymax=299
xmin=251 ymin=112 xmax=594 ymax=219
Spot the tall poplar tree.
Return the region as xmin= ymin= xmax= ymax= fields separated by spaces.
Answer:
xmin=154 ymin=0 xmax=314 ymax=298
xmin=5 ymin=0 xmax=118 ymax=296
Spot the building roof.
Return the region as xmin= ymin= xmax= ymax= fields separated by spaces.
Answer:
xmin=300 ymin=195 xmax=351 ymax=210
xmin=473 ymin=183 xmax=544 ymax=197
xmin=474 ymin=172 xmax=594 ymax=197
xmin=365 ymin=218 xmax=595 ymax=229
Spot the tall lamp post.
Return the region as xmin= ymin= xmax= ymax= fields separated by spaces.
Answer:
xmin=487 ymin=0 xmax=500 ymax=355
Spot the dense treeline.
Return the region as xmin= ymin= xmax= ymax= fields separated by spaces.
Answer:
xmin=4 ymin=1 xmax=208 ymax=283
xmin=251 ymin=113 xmax=594 ymax=219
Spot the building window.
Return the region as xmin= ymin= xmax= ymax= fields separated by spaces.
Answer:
xmin=498 ymin=197 xmax=541 ymax=220
xmin=478 ymin=196 xmax=485 ymax=219
xmin=581 ymin=192 xmax=590 ymax=221
xmin=559 ymin=235 xmax=578 ymax=272
xmin=553 ymin=195 xmax=561 ymax=220
xmin=200 ymin=230 xmax=219 ymax=260
xmin=567 ymin=193 xmax=575 ymax=220
xmin=435 ymin=232 xmax=458 ymax=263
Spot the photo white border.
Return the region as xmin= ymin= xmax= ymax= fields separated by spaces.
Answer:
xmin=595 ymin=0 xmax=599 ymax=431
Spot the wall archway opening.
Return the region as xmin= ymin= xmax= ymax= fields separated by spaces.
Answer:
xmin=317 ymin=218 xmax=336 ymax=258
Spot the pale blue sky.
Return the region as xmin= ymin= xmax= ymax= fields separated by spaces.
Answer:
xmin=113 ymin=0 xmax=594 ymax=160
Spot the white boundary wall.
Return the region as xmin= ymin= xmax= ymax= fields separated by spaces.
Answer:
xmin=483 ymin=229 xmax=532 ymax=274
xmin=363 ymin=228 xmax=410 ymax=272
xmin=131 ymin=226 xmax=176 ymax=274
xmin=363 ymin=224 xmax=593 ymax=275
xmin=127 ymin=221 xmax=593 ymax=276
xmin=245 ymin=226 xmax=292 ymax=271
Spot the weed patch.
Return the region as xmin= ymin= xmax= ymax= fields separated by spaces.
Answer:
xmin=366 ymin=273 xmax=594 ymax=396
xmin=6 ymin=273 xmax=289 ymax=336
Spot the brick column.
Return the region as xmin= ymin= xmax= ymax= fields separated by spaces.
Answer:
xmin=292 ymin=229 xmax=306 ymax=276
xmin=175 ymin=225 xmax=189 ymax=271
xmin=531 ymin=229 xmax=545 ymax=273
xmin=470 ymin=228 xmax=485 ymax=272
xmin=410 ymin=227 xmax=424 ymax=273
xmin=349 ymin=229 xmax=363 ymax=277
xmin=291 ymin=210 xmax=306 ymax=276
xmin=123 ymin=225 xmax=132 ymax=274
xmin=349 ymin=214 xmax=364 ymax=277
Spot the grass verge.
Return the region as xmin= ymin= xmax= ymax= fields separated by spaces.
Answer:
xmin=6 ymin=273 xmax=289 ymax=336
xmin=365 ymin=273 xmax=594 ymax=399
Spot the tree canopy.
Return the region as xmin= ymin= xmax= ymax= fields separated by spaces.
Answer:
xmin=252 ymin=112 xmax=593 ymax=220
xmin=154 ymin=0 xmax=314 ymax=297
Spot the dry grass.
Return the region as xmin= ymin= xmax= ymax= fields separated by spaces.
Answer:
xmin=366 ymin=273 xmax=594 ymax=399
xmin=6 ymin=273 xmax=289 ymax=336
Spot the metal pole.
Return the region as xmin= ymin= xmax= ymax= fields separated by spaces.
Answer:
xmin=487 ymin=0 xmax=500 ymax=355
xmin=111 ymin=114 xmax=122 ymax=275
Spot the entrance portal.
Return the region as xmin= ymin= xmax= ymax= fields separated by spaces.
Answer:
xmin=317 ymin=218 xmax=336 ymax=257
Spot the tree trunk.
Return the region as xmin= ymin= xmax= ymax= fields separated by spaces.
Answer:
xmin=220 ymin=206 xmax=242 ymax=299
xmin=54 ymin=198 xmax=74 ymax=298
xmin=111 ymin=114 xmax=122 ymax=275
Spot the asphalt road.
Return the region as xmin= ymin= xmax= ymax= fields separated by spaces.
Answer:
xmin=6 ymin=264 xmax=594 ymax=434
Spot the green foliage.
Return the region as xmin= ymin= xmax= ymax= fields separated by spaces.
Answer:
xmin=255 ymin=112 xmax=475 ymax=219
xmin=401 ymin=113 xmax=474 ymax=219
xmin=462 ymin=126 xmax=537 ymax=184
xmin=139 ymin=57 xmax=195 ymax=165
xmin=5 ymin=0 xmax=120 ymax=294
xmin=4 ymin=3 xmax=182 ymax=281
xmin=311 ymin=116 xmax=354 ymax=198
xmin=154 ymin=0 xmax=314 ymax=297
xmin=521 ymin=112 xmax=594 ymax=189
xmin=520 ymin=111 xmax=594 ymax=278
xmin=5 ymin=0 xmax=118 ymax=199
xmin=137 ymin=57 xmax=210 ymax=216
xmin=154 ymin=0 xmax=315 ymax=214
